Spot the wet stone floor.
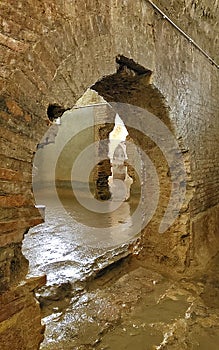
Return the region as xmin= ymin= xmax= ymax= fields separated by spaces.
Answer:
xmin=23 ymin=189 xmax=219 ymax=349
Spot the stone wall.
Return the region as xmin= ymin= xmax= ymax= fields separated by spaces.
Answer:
xmin=0 ymin=0 xmax=218 ymax=348
xmin=0 ymin=276 xmax=45 ymax=350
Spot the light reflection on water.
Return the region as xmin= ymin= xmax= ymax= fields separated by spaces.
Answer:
xmin=23 ymin=186 xmax=140 ymax=285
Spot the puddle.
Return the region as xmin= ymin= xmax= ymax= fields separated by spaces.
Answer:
xmin=131 ymin=296 xmax=190 ymax=324
xmin=97 ymin=325 xmax=163 ymax=350
xmin=96 ymin=283 xmax=189 ymax=350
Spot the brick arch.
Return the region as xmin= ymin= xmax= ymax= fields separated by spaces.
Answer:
xmin=0 ymin=6 xmax=168 ymax=263
xmin=0 ymin=5 xmax=204 ymax=286
xmin=0 ymin=40 xmax=192 ymax=269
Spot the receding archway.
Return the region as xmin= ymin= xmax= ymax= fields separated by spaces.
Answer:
xmin=25 ymin=56 xmax=193 ymax=295
xmin=20 ymin=58 xmax=193 ymax=349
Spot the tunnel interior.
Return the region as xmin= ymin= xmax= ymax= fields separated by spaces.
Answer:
xmin=21 ymin=57 xmax=193 ymax=328
xmin=1 ymin=0 xmax=219 ymax=348
xmin=28 ymin=56 xmax=192 ymax=277
xmin=20 ymin=56 xmax=219 ymax=350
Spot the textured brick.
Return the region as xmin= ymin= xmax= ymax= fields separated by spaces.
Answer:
xmin=0 ymin=276 xmax=46 ymax=350
xmin=5 ymin=99 xmax=24 ymax=117
xmin=0 ymin=195 xmax=27 ymax=208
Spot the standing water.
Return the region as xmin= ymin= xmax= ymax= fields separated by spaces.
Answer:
xmin=23 ymin=188 xmax=219 ymax=349
xmin=23 ymin=101 xmax=219 ymax=349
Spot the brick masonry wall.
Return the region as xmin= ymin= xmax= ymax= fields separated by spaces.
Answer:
xmin=0 ymin=276 xmax=46 ymax=350
xmin=150 ymin=0 xmax=219 ymax=63
xmin=0 ymin=0 xmax=218 ymax=347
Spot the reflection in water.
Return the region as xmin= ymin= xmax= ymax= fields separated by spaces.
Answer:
xmin=108 ymin=113 xmax=133 ymax=202
xmin=57 ymin=187 xmax=138 ymax=229
xmin=33 ymin=185 xmax=141 ymax=248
